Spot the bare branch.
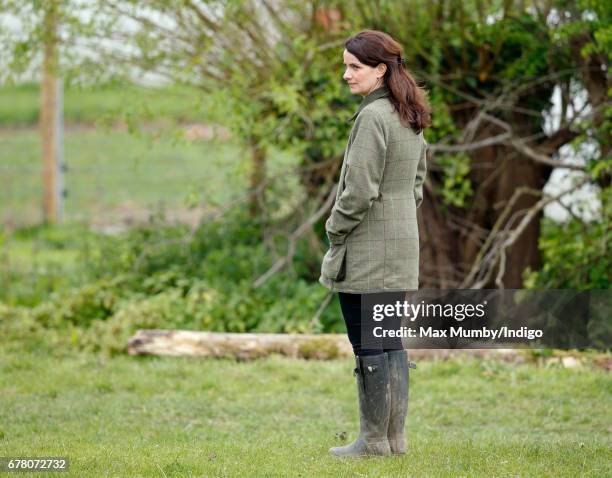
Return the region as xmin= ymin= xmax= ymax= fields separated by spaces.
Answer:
xmin=462 ymin=175 xmax=591 ymax=288
xmin=309 ymin=290 xmax=334 ymax=330
xmin=429 ymin=132 xmax=512 ymax=154
xmin=252 ymin=182 xmax=338 ymax=288
xmin=507 ymin=136 xmax=584 ymax=170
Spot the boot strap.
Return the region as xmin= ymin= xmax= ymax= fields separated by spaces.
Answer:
xmin=353 ymin=364 xmax=379 ymax=376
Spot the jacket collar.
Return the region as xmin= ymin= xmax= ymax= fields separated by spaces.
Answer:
xmin=348 ymin=84 xmax=390 ymax=122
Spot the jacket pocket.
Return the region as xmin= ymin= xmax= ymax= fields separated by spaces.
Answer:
xmin=321 ymin=243 xmax=347 ymax=281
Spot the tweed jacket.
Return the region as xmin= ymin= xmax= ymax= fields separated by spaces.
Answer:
xmin=319 ymin=84 xmax=428 ymax=293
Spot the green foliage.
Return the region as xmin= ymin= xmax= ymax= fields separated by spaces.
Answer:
xmin=29 ymin=275 xmax=129 ymax=329
xmin=1 ymin=211 xmax=344 ymax=355
xmin=555 ymin=0 xmax=612 ymax=62
xmin=0 ymin=222 xmax=94 ymax=307
xmin=523 ymin=197 xmax=611 ymax=289
xmin=435 ymin=153 xmax=474 ymax=208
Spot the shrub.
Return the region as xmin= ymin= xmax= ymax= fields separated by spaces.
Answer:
xmin=2 ymin=209 xmax=344 ymax=354
xmin=524 ymin=216 xmax=611 ymax=289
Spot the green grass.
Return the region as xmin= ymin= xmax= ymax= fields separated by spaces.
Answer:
xmin=0 ymin=128 xmax=248 ymax=226
xmin=0 ymin=82 xmax=258 ymax=227
xmin=0 ymin=222 xmax=97 ymax=306
xmin=0 ymin=83 xmax=215 ymax=126
xmin=1 ymin=123 xmax=303 ymax=228
xmin=0 ymin=344 xmax=609 ymax=477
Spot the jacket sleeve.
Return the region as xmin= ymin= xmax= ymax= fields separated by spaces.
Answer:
xmin=414 ymin=138 xmax=428 ymax=209
xmin=325 ymin=110 xmax=387 ymax=246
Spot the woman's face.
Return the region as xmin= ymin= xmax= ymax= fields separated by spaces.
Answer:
xmin=342 ymin=49 xmax=386 ymax=97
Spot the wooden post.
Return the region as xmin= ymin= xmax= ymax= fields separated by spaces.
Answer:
xmin=41 ymin=1 xmax=61 ymax=224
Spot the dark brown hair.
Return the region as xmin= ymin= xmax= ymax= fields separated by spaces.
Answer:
xmin=345 ymin=29 xmax=431 ymax=133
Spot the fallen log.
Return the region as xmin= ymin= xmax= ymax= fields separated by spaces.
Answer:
xmin=127 ymin=330 xmax=529 ymax=362
xmin=128 ymin=330 xmax=353 ymax=360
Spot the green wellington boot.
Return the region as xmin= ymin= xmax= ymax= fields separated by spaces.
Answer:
xmin=329 ymin=353 xmax=391 ymax=457
xmin=386 ymin=349 xmax=416 ymax=454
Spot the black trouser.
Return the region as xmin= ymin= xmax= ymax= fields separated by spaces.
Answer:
xmin=338 ymin=291 xmax=406 ymax=357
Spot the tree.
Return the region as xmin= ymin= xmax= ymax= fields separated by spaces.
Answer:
xmin=3 ymin=0 xmax=609 ymax=289
xmin=320 ymin=0 xmax=610 ymax=288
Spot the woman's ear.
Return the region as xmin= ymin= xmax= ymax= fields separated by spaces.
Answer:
xmin=377 ymin=63 xmax=387 ymax=78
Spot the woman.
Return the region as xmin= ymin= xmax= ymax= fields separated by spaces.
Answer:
xmin=319 ymin=30 xmax=431 ymax=457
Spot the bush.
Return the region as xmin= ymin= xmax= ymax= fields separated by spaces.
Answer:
xmin=1 ymin=209 xmax=344 ymax=354
xmin=524 ymin=215 xmax=611 ymax=289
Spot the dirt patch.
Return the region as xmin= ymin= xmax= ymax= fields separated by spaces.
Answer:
xmin=84 ymin=200 xmax=217 ymax=234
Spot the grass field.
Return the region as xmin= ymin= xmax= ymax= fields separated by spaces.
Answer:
xmin=0 ymin=342 xmax=609 ymax=477
xmin=0 ymin=83 xmax=211 ymax=126
xmin=0 ymin=127 xmax=302 ymax=228
xmin=1 ymin=82 xmax=302 ymax=228
xmin=0 ymin=128 xmax=247 ymax=227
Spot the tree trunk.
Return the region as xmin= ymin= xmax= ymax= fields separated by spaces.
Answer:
xmin=420 ymin=130 xmax=551 ymax=288
xmin=249 ymin=140 xmax=266 ymax=217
